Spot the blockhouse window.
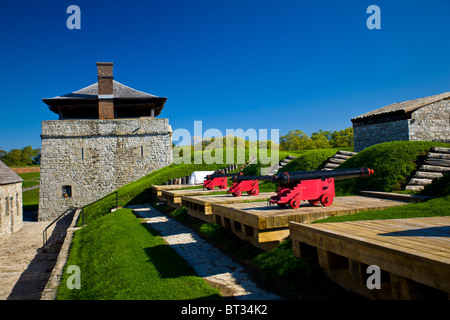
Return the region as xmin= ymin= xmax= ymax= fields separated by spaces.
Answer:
xmin=62 ymin=185 xmax=72 ymax=198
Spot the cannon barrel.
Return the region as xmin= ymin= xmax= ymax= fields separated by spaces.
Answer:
xmin=274 ymin=167 xmax=374 ymax=185
xmin=206 ymin=172 xmax=243 ymax=179
xmin=232 ymin=174 xmax=275 ymax=182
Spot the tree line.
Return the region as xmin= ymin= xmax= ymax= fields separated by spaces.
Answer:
xmin=279 ymin=127 xmax=353 ymax=151
xmin=0 ymin=146 xmax=40 ymax=167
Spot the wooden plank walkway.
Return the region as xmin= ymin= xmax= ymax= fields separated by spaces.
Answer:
xmin=161 ymin=188 xmax=226 ymax=208
xmin=181 ymin=192 xmax=273 ymax=223
xmin=212 ymin=196 xmax=408 ymax=251
xmin=151 ymin=184 xmax=195 ymax=198
xmin=289 ymin=216 xmax=450 ymax=299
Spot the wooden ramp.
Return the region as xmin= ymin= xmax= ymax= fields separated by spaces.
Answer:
xmin=161 ymin=188 xmax=225 ymax=208
xmin=151 ymin=184 xmax=195 ymax=199
xmin=181 ymin=192 xmax=273 ymax=223
xmin=212 ymin=196 xmax=408 ymax=251
xmin=289 ymin=217 xmax=450 ymax=299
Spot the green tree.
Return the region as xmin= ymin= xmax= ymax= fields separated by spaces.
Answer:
xmin=310 ymin=130 xmax=332 ymax=149
xmin=0 ymin=146 xmax=41 ymax=167
xmin=330 ymin=127 xmax=353 ymax=148
xmin=280 ymin=127 xmax=354 ymax=151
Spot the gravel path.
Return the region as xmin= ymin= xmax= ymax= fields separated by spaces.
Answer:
xmin=131 ymin=205 xmax=281 ymax=300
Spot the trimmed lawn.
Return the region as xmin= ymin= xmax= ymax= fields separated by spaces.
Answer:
xmin=314 ymin=195 xmax=450 ymax=223
xmin=57 ymin=208 xmax=221 ymax=300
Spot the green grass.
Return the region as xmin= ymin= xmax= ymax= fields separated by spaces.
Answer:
xmin=57 ymin=209 xmax=221 ymax=300
xmin=334 ymin=141 xmax=450 ymax=195
xmin=18 ymin=172 xmax=40 ymax=189
xmin=314 ymin=195 xmax=450 ymax=223
xmin=63 ymin=143 xmax=449 ymax=300
xmin=22 ymin=188 xmax=39 ymax=211
xmin=153 ymin=202 xmax=360 ymax=299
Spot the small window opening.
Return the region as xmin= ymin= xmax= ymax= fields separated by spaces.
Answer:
xmin=62 ymin=185 xmax=72 ymax=198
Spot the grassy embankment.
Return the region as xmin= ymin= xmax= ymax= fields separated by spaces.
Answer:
xmin=57 ymin=142 xmax=450 ymax=300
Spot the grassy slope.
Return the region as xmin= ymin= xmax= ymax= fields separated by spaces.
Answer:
xmin=334 ymin=141 xmax=450 ymax=195
xmin=57 ymin=209 xmax=221 ymax=300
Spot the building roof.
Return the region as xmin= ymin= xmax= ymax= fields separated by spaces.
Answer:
xmin=44 ymin=80 xmax=161 ymax=100
xmin=42 ymin=80 xmax=167 ymax=117
xmin=0 ymin=160 xmax=23 ymax=185
xmin=352 ymin=91 xmax=450 ymax=122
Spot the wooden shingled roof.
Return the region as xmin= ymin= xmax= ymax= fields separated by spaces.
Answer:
xmin=0 ymin=160 xmax=23 ymax=185
xmin=352 ymin=91 xmax=450 ymax=123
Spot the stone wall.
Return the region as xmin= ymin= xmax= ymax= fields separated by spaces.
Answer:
xmin=39 ymin=118 xmax=173 ymax=221
xmin=409 ymin=99 xmax=450 ymax=143
xmin=353 ymin=98 xmax=450 ymax=152
xmin=0 ymin=182 xmax=23 ymax=244
xmin=353 ymin=119 xmax=410 ymax=152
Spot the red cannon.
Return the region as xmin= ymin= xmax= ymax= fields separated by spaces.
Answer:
xmin=268 ymin=167 xmax=374 ymax=209
xmin=227 ymin=179 xmax=260 ymax=197
xmin=203 ymin=170 xmax=243 ymax=190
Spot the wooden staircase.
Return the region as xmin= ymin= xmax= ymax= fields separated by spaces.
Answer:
xmin=405 ymin=147 xmax=450 ymax=192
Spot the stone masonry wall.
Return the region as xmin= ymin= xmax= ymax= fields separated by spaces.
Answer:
xmin=353 ymin=99 xmax=450 ymax=152
xmin=353 ymin=119 xmax=410 ymax=152
xmin=409 ymin=99 xmax=450 ymax=143
xmin=39 ymin=118 xmax=172 ymax=221
xmin=0 ymin=182 xmax=23 ymax=244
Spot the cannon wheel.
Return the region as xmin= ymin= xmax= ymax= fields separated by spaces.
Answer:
xmin=308 ymin=199 xmax=320 ymax=206
xmin=207 ymin=186 xmax=215 ymax=190
xmin=320 ymin=193 xmax=333 ymax=206
xmin=290 ymin=198 xmax=300 ymax=209
xmin=251 ymin=188 xmax=260 ymax=196
xmin=219 ymin=184 xmax=227 ymax=189
xmin=234 ymin=191 xmax=242 ymax=197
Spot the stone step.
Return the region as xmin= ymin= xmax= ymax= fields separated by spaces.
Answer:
xmin=431 ymin=147 xmax=450 ymax=154
xmin=413 ymin=171 xmax=443 ymax=179
xmin=428 ymin=152 xmax=450 ymax=160
xmin=328 ymin=157 xmax=347 ymax=164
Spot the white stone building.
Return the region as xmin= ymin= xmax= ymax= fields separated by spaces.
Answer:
xmin=0 ymin=160 xmax=23 ymax=243
xmin=39 ymin=63 xmax=173 ymax=221
xmin=352 ymin=92 xmax=450 ymax=152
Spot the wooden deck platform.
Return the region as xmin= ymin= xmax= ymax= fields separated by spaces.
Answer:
xmin=289 ymin=217 xmax=450 ymax=299
xmin=151 ymin=184 xmax=195 ymax=198
xmin=161 ymin=188 xmax=226 ymax=208
xmin=181 ymin=192 xmax=274 ymax=223
xmin=212 ymin=196 xmax=408 ymax=250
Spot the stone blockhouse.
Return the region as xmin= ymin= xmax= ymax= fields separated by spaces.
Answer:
xmin=0 ymin=160 xmax=23 ymax=243
xmin=39 ymin=62 xmax=173 ymax=221
xmin=352 ymin=92 xmax=450 ymax=152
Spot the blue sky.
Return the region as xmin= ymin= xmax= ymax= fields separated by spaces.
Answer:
xmin=1 ymin=0 xmax=449 ymax=151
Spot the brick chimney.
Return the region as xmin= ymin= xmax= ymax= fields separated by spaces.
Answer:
xmin=97 ymin=62 xmax=114 ymax=119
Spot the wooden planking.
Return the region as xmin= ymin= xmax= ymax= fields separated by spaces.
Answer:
xmin=212 ymin=196 xmax=408 ymax=230
xmin=182 ymin=192 xmax=274 ymax=206
xmin=151 ymin=184 xmax=196 ymax=197
xmin=289 ymin=217 xmax=450 ymax=294
xmin=162 ymin=188 xmax=225 ymax=207
xmin=182 ymin=192 xmax=273 ymax=223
